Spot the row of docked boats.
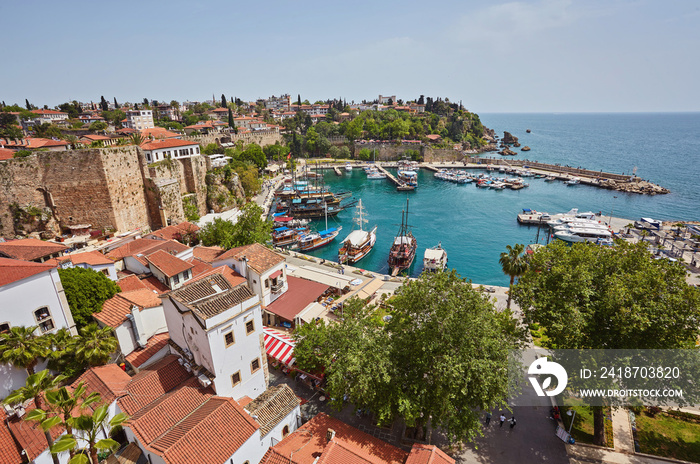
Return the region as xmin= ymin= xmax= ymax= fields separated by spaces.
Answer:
xmin=434 ymin=170 xmax=530 ymax=190
xmin=517 ymin=208 xmax=614 ymax=245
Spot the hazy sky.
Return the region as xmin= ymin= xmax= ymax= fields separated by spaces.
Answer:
xmin=1 ymin=0 xmax=698 ymax=112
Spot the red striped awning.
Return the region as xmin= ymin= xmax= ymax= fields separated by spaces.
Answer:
xmin=263 ymin=326 xmax=295 ymax=366
xmin=269 ymin=270 xmax=283 ymax=279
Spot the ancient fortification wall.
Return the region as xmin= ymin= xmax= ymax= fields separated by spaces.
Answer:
xmin=352 ymin=143 xmax=463 ymax=162
xmin=0 ymin=145 xmax=217 ymax=239
xmin=185 ymin=131 xmax=283 ymax=148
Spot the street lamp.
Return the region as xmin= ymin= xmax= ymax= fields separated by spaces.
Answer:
xmin=566 ymin=409 xmax=576 ymax=435
xmin=608 ymin=196 xmax=618 ymax=227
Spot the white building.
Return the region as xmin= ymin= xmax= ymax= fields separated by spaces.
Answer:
xmin=161 ymin=273 xmax=269 ymax=400
xmin=125 ymin=109 xmax=154 ymax=130
xmin=212 ymin=243 xmax=288 ymax=306
xmin=0 ymin=258 xmax=77 ymax=399
xmin=140 ymin=139 xmax=201 ymax=163
xmin=30 ymin=109 xmax=69 ymax=124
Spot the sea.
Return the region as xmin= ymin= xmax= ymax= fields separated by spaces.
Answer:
xmin=295 ymin=113 xmax=700 ymax=286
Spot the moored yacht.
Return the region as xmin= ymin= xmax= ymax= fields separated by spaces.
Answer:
xmin=338 ymin=199 xmax=377 ymax=264
xmin=423 ymin=243 xmax=447 ymax=272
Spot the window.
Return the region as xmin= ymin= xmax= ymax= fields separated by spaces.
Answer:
xmin=101 ymin=269 xmax=110 ymax=276
xmin=34 ymin=307 xmax=55 ymax=332
xmin=184 ymin=269 xmax=190 ymax=280
xmin=224 ymin=331 xmax=235 ymax=347
xmin=251 ymin=358 xmax=260 ymax=373
xmin=0 ymin=323 xmax=10 ymax=334
xmin=231 ymin=371 xmax=241 ymax=387
xmin=189 ymin=148 xmax=194 ymax=155
xmin=246 ymin=320 xmax=255 ymax=335
xmin=173 ymin=274 xmax=180 ymax=284
xmin=282 ymin=425 xmax=289 ymax=437
xmin=265 ymin=279 xmax=270 ymax=288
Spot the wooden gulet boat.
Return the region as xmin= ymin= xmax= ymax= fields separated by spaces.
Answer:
xmin=338 ymin=199 xmax=377 ymax=265
xmin=388 ymin=198 xmax=417 ymax=276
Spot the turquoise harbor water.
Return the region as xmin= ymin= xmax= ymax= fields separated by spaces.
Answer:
xmin=298 ymin=113 xmax=700 ymax=285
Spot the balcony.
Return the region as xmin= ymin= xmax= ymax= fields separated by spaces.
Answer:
xmin=271 ymin=281 xmax=285 ymax=293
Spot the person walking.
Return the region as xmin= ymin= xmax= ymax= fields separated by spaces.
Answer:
xmin=499 ymin=413 xmax=506 ymax=428
xmin=484 ymin=412 xmax=492 ymax=426
xmin=509 ymin=416 xmax=517 ymax=430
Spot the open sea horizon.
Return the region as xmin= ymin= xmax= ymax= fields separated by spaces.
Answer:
xmin=298 ymin=112 xmax=700 ymax=286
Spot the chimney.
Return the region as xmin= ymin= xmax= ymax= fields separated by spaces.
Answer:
xmin=326 ymin=428 xmax=336 ymax=442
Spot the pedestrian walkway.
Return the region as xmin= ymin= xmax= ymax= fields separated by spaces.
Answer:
xmin=612 ymin=408 xmax=634 ymax=453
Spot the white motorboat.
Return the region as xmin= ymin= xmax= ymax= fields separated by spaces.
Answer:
xmin=565 ymin=177 xmax=581 ymax=185
xmin=552 ymin=221 xmax=610 ymax=232
xmin=423 ymin=243 xmax=447 ymax=272
xmin=554 ymin=227 xmax=612 ymax=243
xmin=345 ymin=162 xmax=353 ymax=172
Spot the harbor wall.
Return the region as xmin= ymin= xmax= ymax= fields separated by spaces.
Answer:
xmin=468 ymin=157 xmax=633 ymax=182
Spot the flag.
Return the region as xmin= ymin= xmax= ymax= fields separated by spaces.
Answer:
xmin=287 ymin=152 xmax=291 ymax=160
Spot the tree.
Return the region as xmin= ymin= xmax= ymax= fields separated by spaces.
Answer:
xmin=99 ymin=96 xmax=108 ymax=112
xmin=33 ymin=123 xmax=63 ymax=139
xmin=297 ymin=94 xmax=301 ymax=106
xmin=113 ymin=97 xmax=119 ymax=109
xmin=0 ymin=326 xmax=49 ymax=375
xmin=295 ymin=271 xmax=526 ymax=442
xmin=499 ymin=243 xmax=528 ymax=309
xmin=513 ymin=240 xmax=700 ymax=445
xmin=72 ymin=323 xmax=117 ymax=367
xmin=142 ymin=98 xmax=149 ymax=107
xmin=26 ymin=99 xmax=32 ymax=110
xmin=88 ymin=121 xmax=107 ymax=132
xmin=198 ymin=203 xmax=272 ymax=249
xmin=5 ymin=371 xmax=66 ymax=464
xmin=240 ymin=143 xmax=267 ymax=169
xmin=58 ymin=268 xmax=120 ymax=329
xmin=228 ymin=107 xmax=234 ymax=127
xmin=221 ymin=94 xmax=227 ymax=108
xmin=50 ymin=404 xmax=127 ymax=464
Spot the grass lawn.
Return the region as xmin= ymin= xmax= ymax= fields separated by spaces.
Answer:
xmin=558 ymin=398 xmax=614 ymax=448
xmin=635 ymin=411 xmax=700 ymax=463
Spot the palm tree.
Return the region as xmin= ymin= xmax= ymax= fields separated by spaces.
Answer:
xmin=73 ymin=324 xmax=117 ymax=367
xmin=499 ymin=243 xmax=528 ymax=310
xmin=0 ymin=326 xmax=49 ymax=375
xmin=51 ymin=404 xmax=127 ymax=464
xmin=129 ymin=132 xmax=144 ymax=146
xmin=5 ymin=371 xmax=65 ymax=464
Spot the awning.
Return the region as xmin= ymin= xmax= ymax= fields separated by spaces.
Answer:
xmin=270 ymin=269 xmax=283 ymax=279
xmin=263 ymin=326 xmax=295 ymax=366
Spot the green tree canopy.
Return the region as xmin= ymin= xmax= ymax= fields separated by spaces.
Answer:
xmin=499 ymin=243 xmax=528 ymax=309
xmin=513 ymin=240 xmax=700 ymax=445
xmin=88 ymin=121 xmax=108 ymax=132
xmin=58 ymin=268 xmax=120 ymax=329
xmin=294 ymin=270 xmax=526 ymax=442
xmin=198 ymin=202 xmax=272 ymax=249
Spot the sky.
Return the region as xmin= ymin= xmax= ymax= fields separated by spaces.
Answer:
xmin=1 ymin=0 xmax=699 ymax=113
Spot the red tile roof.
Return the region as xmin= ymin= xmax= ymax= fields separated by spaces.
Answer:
xmin=125 ymin=332 xmax=171 ymax=368
xmin=25 ymin=137 xmax=70 ymax=148
xmin=141 ymin=275 xmax=170 ymax=293
xmin=185 ymin=256 xmax=214 ymax=277
xmin=405 ymin=444 xmax=455 ymax=464
xmin=6 ymin=400 xmax=64 ymax=462
xmin=31 ymin=109 xmax=67 ymax=115
xmin=117 ymin=275 xmax=148 ymax=292
xmin=0 ymin=409 xmax=23 ymax=464
xmin=265 ymin=276 xmax=328 ymax=321
xmin=95 ymin=289 xmax=162 ymax=327
xmin=217 ymin=243 xmax=284 ymax=274
xmin=189 ymin=265 xmax=246 ymax=288
xmin=146 ymin=222 xmax=199 ymax=241
xmin=0 ymin=147 xmax=15 ymax=160
xmin=0 ymin=257 xmax=55 ymax=287
xmin=81 ymin=134 xmax=112 ymax=141
xmin=150 ymin=397 xmax=259 ymax=464
xmin=146 ymin=250 xmax=194 ymax=278
xmin=184 ymin=121 xmax=226 ymax=129
xmin=64 ymin=250 xmax=113 ymax=266
xmin=106 ymin=238 xmax=187 ymax=261
xmin=118 ymin=355 xmax=193 ymax=415
xmin=261 ymin=413 xmax=407 ymax=464
xmin=127 ymin=377 xmax=212 ymax=445
xmin=0 ymin=238 xmax=67 ymax=261
xmin=140 ymin=127 xmax=181 ymax=139
xmin=192 ymin=245 xmax=224 ymax=263
xmin=140 ymin=139 xmax=198 ymax=151
xmin=71 ymin=363 xmax=131 ymax=405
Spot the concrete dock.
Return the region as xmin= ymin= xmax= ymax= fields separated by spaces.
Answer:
xmin=375 ymin=164 xmax=401 ymax=186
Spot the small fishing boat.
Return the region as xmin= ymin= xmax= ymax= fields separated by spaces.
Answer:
xmin=544 ymin=176 xmax=556 ymax=182
xmin=565 ymin=177 xmax=581 ymax=185
xmin=388 ymin=198 xmax=417 ymax=276
xmin=423 ymin=242 xmax=447 ymax=272
xmin=345 ymin=162 xmax=353 ymax=172
xmin=338 ymin=199 xmax=377 ymax=264
xmin=297 ymin=202 xmax=343 ymax=251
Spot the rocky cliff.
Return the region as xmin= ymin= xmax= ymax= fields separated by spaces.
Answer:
xmin=205 ymin=168 xmax=245 ymax=213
